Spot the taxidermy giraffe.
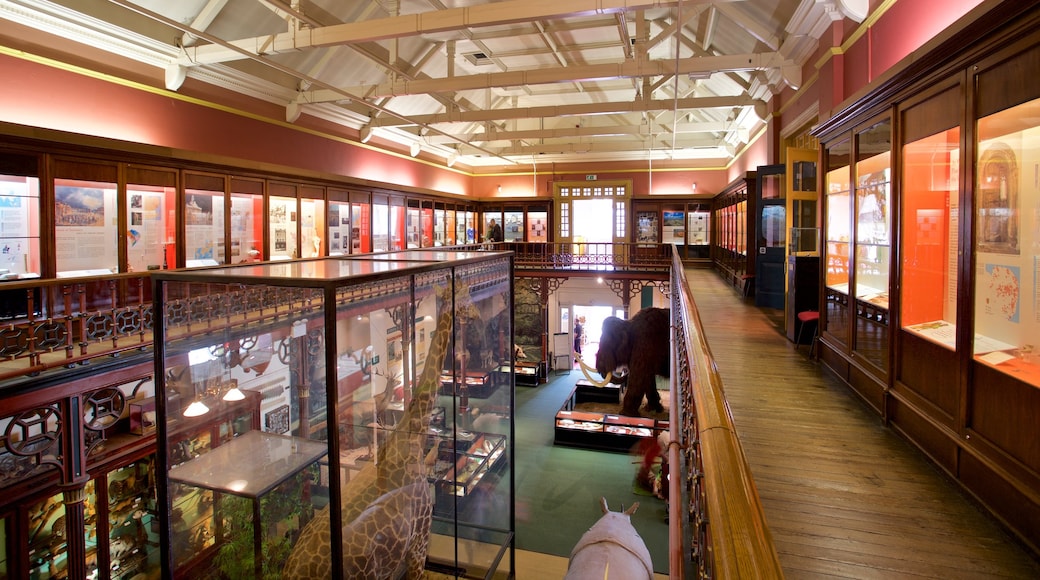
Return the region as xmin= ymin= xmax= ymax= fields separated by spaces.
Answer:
xmin=283 ymin=289 xmax=454 ymax=579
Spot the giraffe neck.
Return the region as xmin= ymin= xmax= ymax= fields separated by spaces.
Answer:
xmin=373 ymin=303 xmax=453 ymax=478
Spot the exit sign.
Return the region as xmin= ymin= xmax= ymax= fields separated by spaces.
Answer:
xmin=585 ymin=175 xmax=597 ymax=181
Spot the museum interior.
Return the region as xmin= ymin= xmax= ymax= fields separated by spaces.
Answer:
xmin=1 ymin=1 xmax=1040 ymax=579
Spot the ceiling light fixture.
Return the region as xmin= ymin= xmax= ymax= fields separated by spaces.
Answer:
xmin=359 ymin=126 xmax=373 ymax=143
xmin=410 ymin=141 xmax=421 ymax=157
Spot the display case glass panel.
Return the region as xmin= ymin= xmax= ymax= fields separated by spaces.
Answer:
xmin=108 ymin=457 xmax=161 ymax=578
xmin=372 ymin=202 xmax=389 ymax=252
xmin=444 ymin=209 xmax=456 ymax=245
xmin=466 ymin=211 xmax=477 ymax=243
xmin=973 ymin=97 xmax=1040 ymax=387
xmin=0 ymin=173 xmax=41 ymax=278
xmin=636 ymin=210 xmax=658 ymax=244
xmin=503 ymin=210 xmax=523 ymax=242
xmin=390 ymin=204 xmax=406 ymax=250
xmin=230 ymin=191 xmax=262 ymax=263
xmin=126 ymin=184 xmax=175 ymax=272
xmin=853 ymin=120 xmax=892 ymax=371
xmin=407 ymin=206 xmax=421 ymax=248
xmin=300 ymin=198 xmax=324 ymax=258
xmin=268 ymin=196 xmax=297 ymax=260
xmin=55 ymin=179 xmax=118 ymax=277
xmin=328 ymin=201 xmax=350 ymax=256
xmin=528 ymin=210 xmax=548 ymax=242
xmin=433 ymin=208 xmax=445 ymax=246
xmin=0 ymin=514 xmax=7 ymax=578
xmin=687 ymin=209 xmax=710 ymax=245
xmin=901 ymin=128 xmax=960 ymax=347
xmin=421 ymin=206 xmax=434 ymax=247
xmin=27 ymin=484 xmax=97 ymax=579
xmin=351 ymin=202 xmax=371 ymax=253
xmin=482 ymin=211 xmax=502 ymax=243
xmin=154 ymin=251 xmax=514 ymax=578
xmin=185 ymin=188 xmax=225 ymax=267
xmin=824 ymin=138 xmax=852 ymax=344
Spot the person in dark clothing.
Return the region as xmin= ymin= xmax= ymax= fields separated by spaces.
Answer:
xmin=573 ymin=316 xmax=584 ymax=356
xmin=487 ymin=219 xmax=503 ymax=243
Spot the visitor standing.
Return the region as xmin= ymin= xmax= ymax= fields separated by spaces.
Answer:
xmin=487 ymin=219 xmax=503 ymax=243
xmin=573 ymin=316 xmax=584 ymax=356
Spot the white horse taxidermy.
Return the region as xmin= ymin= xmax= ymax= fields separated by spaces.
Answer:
xmin=564 ymin=497 xmax=653 ymax=580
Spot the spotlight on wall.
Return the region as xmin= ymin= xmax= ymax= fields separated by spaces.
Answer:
xmin=410 ymin=141 xmax=422 ymax=157
xmin=497 ymin=185 xmax=502 ymax=194
xmin=691 ymin=183 xmax=697 ymax=193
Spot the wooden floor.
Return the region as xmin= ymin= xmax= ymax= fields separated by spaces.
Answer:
xmin=683 ymin=268 xmax=1040 ymax=580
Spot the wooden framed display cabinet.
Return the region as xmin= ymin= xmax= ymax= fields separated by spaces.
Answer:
xmin=812 ymin=2 xmax=1040 ymax=554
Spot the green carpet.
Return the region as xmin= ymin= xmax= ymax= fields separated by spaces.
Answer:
xmin=512 ymin=371 xmax=670 ymax=574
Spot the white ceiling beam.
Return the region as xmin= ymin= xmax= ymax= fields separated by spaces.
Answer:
xmin=300 ymin=52 xmax=792 ymax=102
xmin=427 ymin=120 xmax=732 ymax=143
xmin=712 ymin=2 xmax=781 ymax=51
xmin=177 ymin=0 xmax=683 ymax=65
xmin=368 ymin=95 xmax=764 ymax=127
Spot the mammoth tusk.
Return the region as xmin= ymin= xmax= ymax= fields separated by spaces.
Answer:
xmin=576 ymin=354 xmax=612 ymax=387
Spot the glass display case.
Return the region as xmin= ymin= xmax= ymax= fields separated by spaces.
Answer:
xmin=183 ymin=175 xmax=225 ymax=268
xmin=268 ymin=196 xmax=298 ymax=260
xmin=553 ymin=382 xmax=664 ymax=452
xmin=824 ymin=138 xmax=852 ymax=346
xmin=853 ymin=121 xmax=892 ymax=372
xmin=901 ymin=127 xmax=959 ymax=346
xmin=107 ymin=457 xmax=161 ymax=579
xmin=972 ymin=97 xmax=1040 ymax=388
xmin=230 ymin=184 xmax=263 ymax=264
xmin=503 ymin=210 xmax=524 ymax=242
xmin=153 ymin=250 xmax=515 ymax=578
xmin=0 ymin=171 xmax=41 ymax=278
xmin=427 ymin=430 xmax=506 ymax=513
xmin=554 ymin=410 xmax=659 ymax=452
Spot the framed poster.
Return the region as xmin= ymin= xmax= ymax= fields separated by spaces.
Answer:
xmin=661 ymin=211 xmax=684 ymax=244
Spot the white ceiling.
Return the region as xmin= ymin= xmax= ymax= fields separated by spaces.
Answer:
xmin=1 ymin=0 xmax=866 ymax=170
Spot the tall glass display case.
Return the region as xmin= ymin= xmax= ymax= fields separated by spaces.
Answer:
xmin=852 ymin=120 xmax=892 ymax=373
xmin=152 ymin=250 xmax=515 ymax=579
xmin=824 ymin=138 xmax=851 ymax=347
xmin=973 ymin=96 xmax=1040 ymax=388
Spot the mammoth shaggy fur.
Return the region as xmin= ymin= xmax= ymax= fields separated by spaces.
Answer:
xmin=596 ymin=307 xmax=669 ymax=417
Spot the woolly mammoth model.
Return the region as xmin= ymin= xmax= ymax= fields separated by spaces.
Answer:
xmin=564 ymin=498 xmax=653 ymax=580
xmin=578 ymin=307 xmax=668 ymax=417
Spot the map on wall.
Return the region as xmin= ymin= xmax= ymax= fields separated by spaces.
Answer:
xmin=984 ymin=263 xmax=1020 ymax=323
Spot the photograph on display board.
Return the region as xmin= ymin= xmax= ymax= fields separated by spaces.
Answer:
xmin=636 ymin=211 xmax=658 ymax=243
xmin=55 ymin=186 xmax=105 ymax=227
xmin=185 ymin=194 xmax=213 ymax=226
xmin=977 ymin=142 xmax=1019 ymax=255
xmin=661 ymin=211 xmax=684 ymax=244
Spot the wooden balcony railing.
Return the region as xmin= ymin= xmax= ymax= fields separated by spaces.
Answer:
xmin=669 ymin=252 xmax=784 ymax=578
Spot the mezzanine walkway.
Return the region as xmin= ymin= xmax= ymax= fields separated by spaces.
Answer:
xmin=683 ymin=268 xmax=1039 ymax=579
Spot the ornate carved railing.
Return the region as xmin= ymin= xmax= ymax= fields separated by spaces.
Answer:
xmin=501 ymin=241 xmax=672 ymax=274
xmin=0 ymin=273 xmax=154 ymax=383
xmin=669 ymin=252 xmax=783 ymax=578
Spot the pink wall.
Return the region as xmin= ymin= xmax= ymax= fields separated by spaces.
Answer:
xmin=0 ymin=53 xmax=471 ymax=197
